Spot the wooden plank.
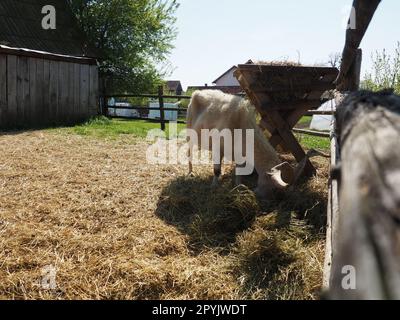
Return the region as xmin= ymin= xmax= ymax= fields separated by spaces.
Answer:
xmin=43 ymin=60 xmax=51 ymax=126
xmin=341 ymin=48 xmax=362 ymax=91
xmin=0 ymin=47 xmax=97 ymax=65
xmin=237 ymin=64 xmax=339 ymax=75
xmin=268 ymin=110 xmax=316 ymax=176
xmin=28 ymin=58 xmax=37 ymax=127
xmin=67 ymin=62 xmax=75 ymax=124
xmin=323 ymin=125 xmax=340 ymax=290
xmin=248 ymin=82 xmax=336 ymax=94
xmin=80 ymin=64 xmax=90 ymax=119
xmin=292 ymin=128 xmax=330 ymax=137
xmin=329 ymin=90 xmax=400 ymax=299
xmin=17 ymin=56 xmax=30 ymax=128
xmin=0 ymin=54 xmax=7 ymax=129
xmin=103 ymin=94 xmax=192 ymax=100
xmin=107 ymin=115 xmax=186 ymax=124
xmin=58 ymin=61 xmax=69 ymax=123
xmin=73 ymin=63 xmax=81 ymax=122
xmin=267 ymin=103 xmax=315 ymax=148
xmin=158 ymin=85 xmax=166 ymax=131
xmin=89 ymin=65 xmax=99 ymax=116
xmin=306 ymin=110 xmax=335 ymax=116
xmin=16 ymin=56 xmax=24 ymax=127
xmin=35 ymin=58 xmax=44 ymax=127
xmin=7 ymin=55 xmax=18 ymax=128
xmin=49 ymin=60 xmax=59 ymax=125
xmin=106 ymin=106 xmax=183 ymax=112
xmin=336 ymin=0 xmax=381 ymax=87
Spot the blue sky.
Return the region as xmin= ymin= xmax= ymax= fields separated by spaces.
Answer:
xmin=167 ymin=0 xmax=400 ymax=90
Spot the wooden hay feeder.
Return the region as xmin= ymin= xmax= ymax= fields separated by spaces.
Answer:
xmin=234 ymin=64 xmax=339 ymax=175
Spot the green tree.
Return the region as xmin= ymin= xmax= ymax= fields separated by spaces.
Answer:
xmin=361 ymin=42 xmax=400 ymax=94
xmin=68 ymin=0 xmax=179 ymax=93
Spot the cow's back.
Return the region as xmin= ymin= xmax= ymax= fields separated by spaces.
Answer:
xmin=187 ymin=90 xmax=250 ymax=132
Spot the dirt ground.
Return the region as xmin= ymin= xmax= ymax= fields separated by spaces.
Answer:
xmin=0 ymin=130 xmax=329 ymax=300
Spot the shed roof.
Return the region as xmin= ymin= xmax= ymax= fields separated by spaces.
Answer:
xmin=0 ymin=0 xmax=97 ymax=58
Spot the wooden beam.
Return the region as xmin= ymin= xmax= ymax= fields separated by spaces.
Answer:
xmin=268 ymin=110 xmax=316 ymax=176
xmin=0 ymin=47 xmax=97 ymax=65
xmin=292 ymin=128 xmax=330 ymax=138
xmin=103 ymin=94 xmax=192 ymax=100
xmin=158 ymin=85 xmax=166 ymax=131
xmin=323 ymin=124 xmax=340 ymax=290
xmin=335 ymin=0 xmax=381 ymax=87
xmin=329 ymin=90 xmax=400 ymax=299
xmin=337 ymin=49 xmax=362 ymax=91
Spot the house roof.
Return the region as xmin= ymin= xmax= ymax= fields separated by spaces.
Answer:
xmin=212 ymin=59 xmax=253 ymax=84
xmin=166 ymin=80 xmax=183 ymax=92
xmin=212 ymin=66 xmax=237 ymax=84
xmin=0 ymin=0 xmax=98 ymax=58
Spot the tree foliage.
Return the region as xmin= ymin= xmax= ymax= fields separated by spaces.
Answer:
xmin=362 ymin=42 xmax=400 ymax=94
xmin=68 ymin=0 xmax=179 ymax=93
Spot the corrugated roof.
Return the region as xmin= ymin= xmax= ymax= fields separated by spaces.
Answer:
xmin=0 ymin=0 xmax=97 ymax=58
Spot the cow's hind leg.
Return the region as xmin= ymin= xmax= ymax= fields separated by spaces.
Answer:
xmin=188 ymin=142 xmax=194 ymax=177
xmin=235 ymin=162 xmax=246 ymax=186
xmin=211 ymin=151 xmax=223 ymax=188
xmin=212 ymin=163 xmax=222 ymax=187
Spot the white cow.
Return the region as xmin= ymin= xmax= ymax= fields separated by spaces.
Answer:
xmin=186 ymin=90 xmax=324 ymax=197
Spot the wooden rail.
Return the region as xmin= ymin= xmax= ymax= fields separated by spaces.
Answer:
xmin=102 ymin=85 xmax=191 ymax=130
xmin=323 ymin=122 xmax=340 ymax=290
xmin=305 ymin=110 xmax=335 ymax=116
xmin=327 ymin=90 xmax=400 ymax=299
xmin=292 ymin=128 xmax=330 ymax=137
xmin=103 ymin=87 xmax=334 ymax=138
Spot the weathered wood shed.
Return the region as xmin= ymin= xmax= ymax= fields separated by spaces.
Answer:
xmin=0 ymin=0 xmax=99 ymax=129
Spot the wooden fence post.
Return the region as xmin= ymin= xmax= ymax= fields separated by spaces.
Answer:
xmin=100 ymin=77 xmax=108 ymax=116
xmin=337 ymin=48 xmax=362 ymax=91
xmin=329 ymin=90 xmax=400 ymax=299
xmin=158 ymin=85 xmax=166 ymax=131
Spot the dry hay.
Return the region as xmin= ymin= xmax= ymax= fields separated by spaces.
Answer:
xmin=0 ymin=130 xmax=329 ymax=300
xmin=254 ymin=60 xmax=303 ymax=66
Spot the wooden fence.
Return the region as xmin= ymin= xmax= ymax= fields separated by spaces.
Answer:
xmin=320 ymin=0 xmax=400 ymax=300
xmin=103 ymin=85 xmax=334 ymax=137
xmin=325 ymin=90 xmax=400 ymax=300
xmin=0 ymin=47 xmax=98 ymax=130
xmin=102 ymin=85 xmax=191 ymax=130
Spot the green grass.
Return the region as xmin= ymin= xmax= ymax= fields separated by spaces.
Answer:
xmin=295 ymin=133 xmax=330 ymax=151
xmin=295 ymin=116 xmax=313 ymax=130
xmin=49 ymin=116 xmax=186 ymax=139
xmin=297 ymin=116 xmax=312 ymax=126
xmin=49 ymin=116 xmax=330 ymax=150
xmin=293 ymin=116 xmax=330 ymax=151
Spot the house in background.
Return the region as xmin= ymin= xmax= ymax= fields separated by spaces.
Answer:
xmin=188 ymin=60 xmax=253 ymax=94
xmin=0 ymin=0 xmax=99 ymax=129
xmin=165 ymin=80 xmax=183 ymax=95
